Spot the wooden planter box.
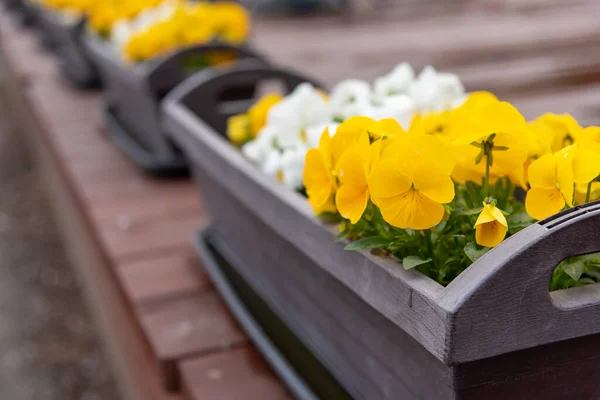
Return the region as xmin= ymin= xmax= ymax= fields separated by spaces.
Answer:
xmin=162 ymin=62 xmax=600 ymax=399
xmin=36 ymin=9 xmax=100 ymax=88
xmin=82 ymin=33 xmax=267 ymax=175
xmin=3 ymin=0 xmax=37 ymax=27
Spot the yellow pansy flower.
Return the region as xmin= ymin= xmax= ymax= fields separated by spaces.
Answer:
xmin=211 ymin=2 xmax=251 ymax=44
xmin=474 ymin=202 xmax=508 ymax=247
xmin=329 ymin=117 xmax=376 ymax=166
xmin=248 ymin=94 xmax=283 ymax=137
xmin=525 ymin=151 xmax=574 ymax=220
xmin=368 ymin=118 xmax=406 ymax=140
xmin=303 ymin=129 xmax=337 ymax=213
xmin=567 ymin=143 xmax=600 ymax=186
xmin=409 ymin=110 xmax=449 ymax=136
xmin=227 ymin=114 xmax=251 ymax=145
xmin=335 ymin=132 xmax=376 ymax=223
xmin=369 ymin=136 xmax=455 ymax=230
xmin=381 ymin=134 xmax=455 ymax=176
xmin=449 ymin=101 xmax=529 ymax=173
xmin=578 ymin=126 xmax=600 ymax=144
xmin=534 ymin=113 xmax=582 ymax=151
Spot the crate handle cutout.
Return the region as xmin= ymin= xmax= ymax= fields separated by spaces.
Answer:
xmin=146 ymin=44 xmax=268 ymax=96
xmin=166 ymin=60 xmax=325 ymax=136
xmin=446 ymin=200 xmax=600 ymax=364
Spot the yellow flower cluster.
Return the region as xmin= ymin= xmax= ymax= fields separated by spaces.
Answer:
xmin=123 ymin=2 xmax=251 ymax=63
xmin=228 ymin=94 xmax=282 ymax=145
xmin=303 ymin=92 xmax=600 ymax=248
xmin=88 ymin=0 xmax=165 ymax=35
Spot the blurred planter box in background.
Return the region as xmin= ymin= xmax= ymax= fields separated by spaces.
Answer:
xmin=84 ymin=33 xmax=267 ymax=175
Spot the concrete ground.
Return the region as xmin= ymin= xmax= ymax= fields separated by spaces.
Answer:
xmin=0 ymin=94 xmax=120 ymax=399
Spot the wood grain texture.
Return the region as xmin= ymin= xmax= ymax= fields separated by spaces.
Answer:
xmin=138 ymin=291 xmax=248 ymax=390
xmin=117 ymin=249 xmax=210 ymax=305
xmin=180 ymin=348 xmax=292 ymax=400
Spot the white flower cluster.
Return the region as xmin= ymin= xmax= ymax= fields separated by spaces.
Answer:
xmin=110 ymin=1 xmax=176 ymax=50
xmin=242 ymin=63 xmax=466 ymax=190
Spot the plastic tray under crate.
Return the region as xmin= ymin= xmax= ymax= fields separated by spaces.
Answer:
xmin=83 ymin=33 xmax=267 ymax=176
xmin=36 ymin=10 xmax=100 ymax=89
xmin=162 ymin=62 xmax=600 ymax=399
xmin=195 ymin=227 xmax=351 ymax=400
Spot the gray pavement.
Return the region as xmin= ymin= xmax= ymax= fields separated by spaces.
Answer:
xmin=0 ymin=93 xmax=120 ymax=400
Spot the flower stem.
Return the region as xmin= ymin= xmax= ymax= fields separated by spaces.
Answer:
xmin=585 ymin=181 xmax=593 ymax=203
xmin=483 ymin=154 xmax=491 ymax=199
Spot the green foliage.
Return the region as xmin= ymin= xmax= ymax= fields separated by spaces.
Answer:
xmin=402 ymin=256 xmax=432 ymax=270
xmin=333 ymin=177 xmax=600 ymax=290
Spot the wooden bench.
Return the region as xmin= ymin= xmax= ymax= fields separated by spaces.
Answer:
xmin=0 ymin=11 xmax=291 ymax=400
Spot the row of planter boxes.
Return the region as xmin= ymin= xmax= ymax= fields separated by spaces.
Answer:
xmin=9 ymin=5 xmax=600 ymax=399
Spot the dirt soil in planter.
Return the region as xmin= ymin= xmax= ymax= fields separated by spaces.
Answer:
xmin=0 ymin=95 xmax=120 ymax=399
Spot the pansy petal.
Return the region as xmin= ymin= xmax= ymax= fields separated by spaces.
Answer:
xmin=368 ymin=159 xmax=412 ymax=205
xmin=474 ymin=101 xmax=528 ymax=136
xmin=476 ymin=220 xmax=508 ymax=247
xmin=572 ymin=146 xmax=600 ymax=184
xmin=336 ymin=184 xmax=369 ymax=223
xmin=303 ymin=149 xmax=335 ymax=208
xmin=492 ymin=132 xmax=529 ymax=172
xmin=413 ymin=162 xmax=455 ymax=204
xmin=331 ymin=116 xmax=376 ymax=164
xmin=555 ymin=153 xmax=574 ymax=207
xmin=474 ymin=205 xmax=497 ymax=226
xmin=525 ymin=187 xmax=565 ymax=221
xmin=489 ymin=205 xmax=508 ymax=227
xmin=336 ymin=148 xmax=368 ymax=186
xmin=527 ymin=154 xmax=557 ymax=189
xmin=372 ymin=118 xmax=406 ymax=139
xmin=379 ymin=190 xmax=445 ymax=230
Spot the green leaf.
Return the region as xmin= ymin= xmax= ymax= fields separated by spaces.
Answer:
xmin=334 ymin=230 xmax=348 ymax=242
xmin=344 ymin=236 xmax=390 ymax=251
xmin=464 ymin=242 xmax=490 ymax=262
xmin=562 ymin=259 xmax=585 ymax=282
xmin=434 ymin=221 xmax=447 ymax=233
xmin=576 ymin=277 xmax=597 ymax=286
xmin=460 ymin=207 xmax=484 ymax=216
xmin=402 ymin=256 xmax=432 ymax=270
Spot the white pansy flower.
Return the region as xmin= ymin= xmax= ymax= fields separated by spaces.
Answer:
xmin=111 ymin=21 xmax=132 ymax=49
xmin=368 ymin=94 xmax=417 ymax=129
xmin=239 ymin=62 xmax=468 ymax=188
xmin=266 ymin=83 xmax=331 ymax=149
xmin=329 ymin=79 xmax=372 ymax=120
xmin=373 ymin=62 xmax=415 ymax=100
xmin=410 ymin=66 xmax=466 ymax=113
xmin=261 ymin=147 xmax=306 ymax=190
xmin=241 ymin=125 xmax=278 ymax=167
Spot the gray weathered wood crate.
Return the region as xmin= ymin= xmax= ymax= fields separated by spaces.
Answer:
xmin=36 ymin=10 xmax=100 ymax=88
xmin=82 ymin=33 xmax=267 ymax=175
xmin=162 ymin=62 xmax=600 ymax=399
xmin=2 ymin=0 xmax=37 ymax=27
